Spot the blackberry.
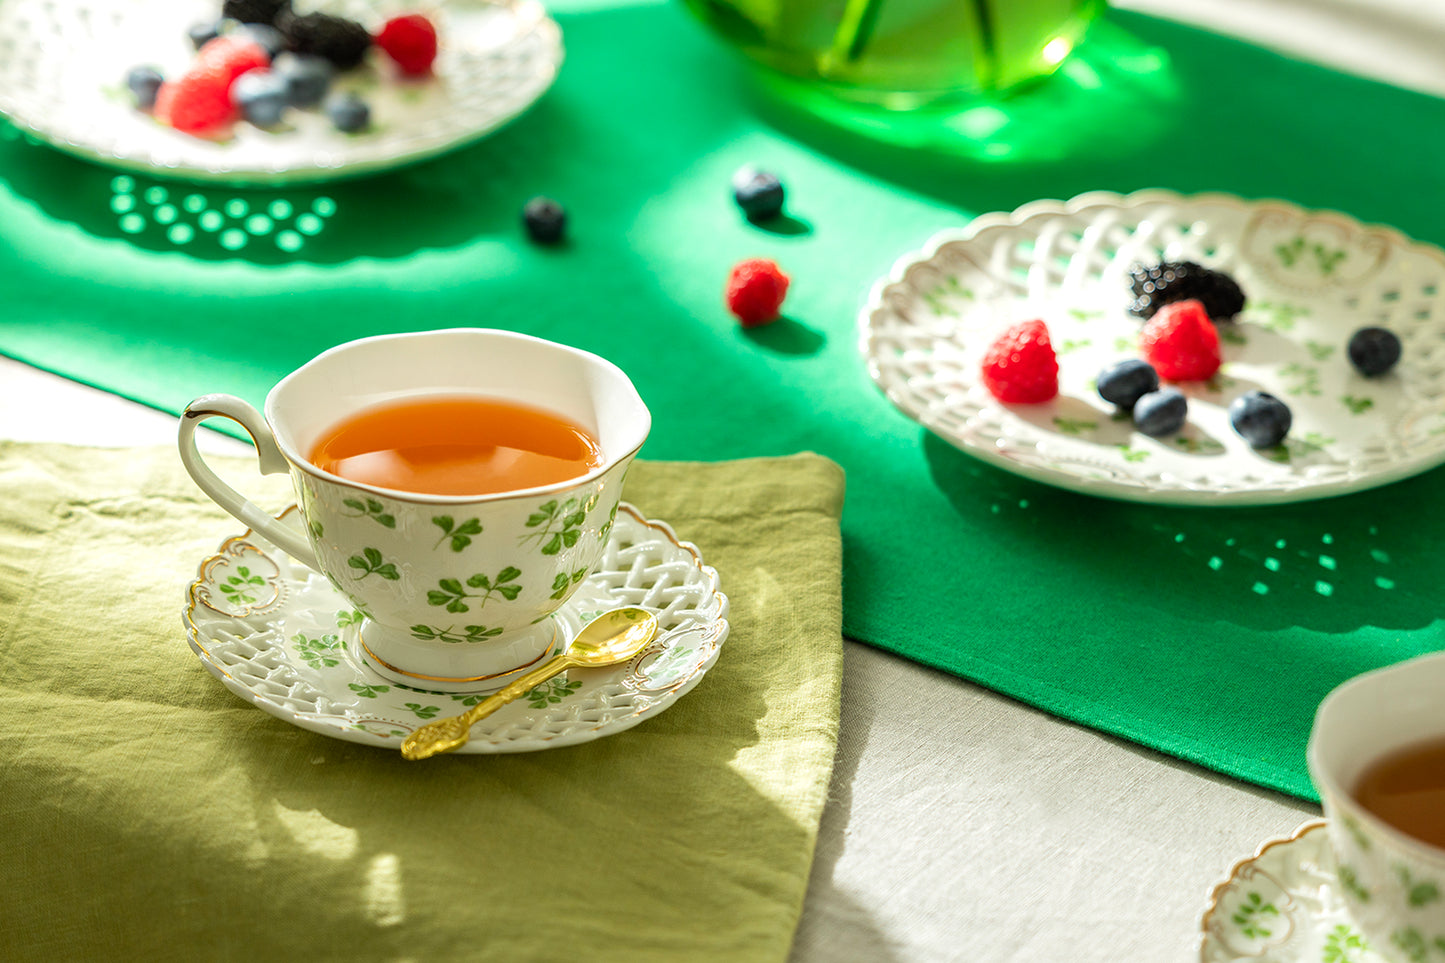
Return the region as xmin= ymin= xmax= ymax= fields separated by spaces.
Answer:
xmin=1128 ymin=260 xmax=1246 ymax=321
xmin=222 ymin=0 xmax=291 ymax=25
xmin=278 ymin=11 xmax=372 ymax=70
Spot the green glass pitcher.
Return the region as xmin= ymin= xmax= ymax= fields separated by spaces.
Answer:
xmin=681 ymin=0 xmax=1103 ymax=107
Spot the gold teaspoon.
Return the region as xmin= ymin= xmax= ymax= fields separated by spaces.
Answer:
xmin=400 ymin=607 xmax=659 ymax=760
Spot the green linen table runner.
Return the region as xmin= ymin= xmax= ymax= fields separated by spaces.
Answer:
xmin=0 ymin=443 xmax=845 ymax=962
xmin=2 ymin=1 xmax=1445 ymax=801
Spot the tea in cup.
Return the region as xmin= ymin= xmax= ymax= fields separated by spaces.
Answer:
xmin=178 ymin=328 xmax=651 ymax=692
xmin=1307 ymin=652 xmax=1445 ymax=960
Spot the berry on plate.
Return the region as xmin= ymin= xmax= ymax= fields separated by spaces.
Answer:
xmin=278 ymin=11 xmax=372 ymax=70
xmin=725 ymin=257 xmax=790 ymax=327
xmin=1229 ymin=391 xmax=1292 ymax=449
xmin=1096 ymin=358 xmax=1159 ymax=409
xmin=981 ymin=320 xmax=1059 ymax=404
xmin=196 ymin=34 xmax=271 ymax=85
xmin=731 ymin=166 xmax=785 ymax=221
xmin=1128 ymin=260 xmax=1246 ymax=322
xmin=324 ymin=91 xmax=370 ymax=133
xmin=376 ymin=13 xmax=439 ymax=76
xmin=1132 ymin=387 xmax=1187 ymax=437
xmin=233 ymin=70 xmax=289 ymax=127
xmin=271 ymin=52 xmax=333 ymax=107
xmin=234 ymin=23 xmax=287 ymax=58
xmin=1139 ymin=299 xmax=1221 ymax=382
xmin=222 ymin=0 xmax=292 ymax=25
xmin=187 ymin=20 xmax=222 ymax=50
xmin=125 ymin=65 xmax=164 ymax=110
xmin=1347 ymin=326 xmax=1401 ymax=377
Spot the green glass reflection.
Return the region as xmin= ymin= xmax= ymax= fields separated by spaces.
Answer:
xmin=751 ymin=20 xmax=1180 ymax=163
xmin=681 ymin=0 xmax=1103 ymax=105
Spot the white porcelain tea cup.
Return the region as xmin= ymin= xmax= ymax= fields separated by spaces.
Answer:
xmin=1307 ymin=652 xmax=1445 ymax=961
xmin=178 ymin=328 xmax=650 ymax=692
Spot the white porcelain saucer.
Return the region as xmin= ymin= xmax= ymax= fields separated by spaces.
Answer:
xmin=0 ymin=0 xmax=562 ymax=183
xmin=860 ymin=190 xmax=1445 ymax=505
xmin=1200 ymin=820 xmax=1390 ymax=962
xmin=183 ymin=504 xmax=730 ymax=753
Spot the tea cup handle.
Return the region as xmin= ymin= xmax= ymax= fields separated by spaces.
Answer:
xmin=178 ymin=394 xmax=321 ymax=571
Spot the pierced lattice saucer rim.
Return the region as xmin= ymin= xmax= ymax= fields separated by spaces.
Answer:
xmin=182 ymin=502 xmax=730 ymax=754
xmin=0 ymin=0 xmax=563 ymax=184
xmin=1198 ymin=820 xmax=1391 ymax=963
xmin=858 ymin=189 xmax=1445 ymax=506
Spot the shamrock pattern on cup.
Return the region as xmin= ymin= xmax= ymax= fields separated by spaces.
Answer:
xmin=299 ymin=478 xmax=617 ymax=651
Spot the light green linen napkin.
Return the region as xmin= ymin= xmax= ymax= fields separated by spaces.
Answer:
xmin=0 ymin=442 xmax=844 ymax=963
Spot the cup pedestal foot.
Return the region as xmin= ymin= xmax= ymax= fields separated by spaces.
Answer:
xmin=357 ymin=619 xmax=562 ymax=694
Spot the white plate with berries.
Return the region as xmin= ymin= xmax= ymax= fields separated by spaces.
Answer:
xmin=860 ymin=189 xmax=1445 ymax=506
xmin=0 ymin=0 xmax=562 ymax=184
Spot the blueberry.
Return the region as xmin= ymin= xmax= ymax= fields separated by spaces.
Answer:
xmin=1096 ymin=358 xmax=1159 ymax=409
xmin=324 ymin=91 xmax=370 ymax=133
xmin=1229 ymin=390 xmax=1292 ymax=449
xmin=272 ymin=52 xmax=333 ymax=108
xmin=125 ymin=65 xmax=164 ymax=110
xmin=187 ymin=19 xmax=223 ymax=50
xmin=523 ymin=197 xmax=566 ymax=244
xmin=1348 ymin=326 xmax=1401 ymax=377
xmin=731 ymin=165 xmax=786 ymax=221
xmin=234 ymin=23 xmax=287 ymax=58
xmin=1132 ymin=387 xmax=1187 ymax=437
xmin=233 ymin=71 xmax=289 ymax=128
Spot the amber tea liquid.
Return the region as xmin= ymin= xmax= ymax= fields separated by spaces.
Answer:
xmin=309 ymin=395 xmax=603 ymax=496
xmin=1353 ymin=736 xmax=1445 ymax=850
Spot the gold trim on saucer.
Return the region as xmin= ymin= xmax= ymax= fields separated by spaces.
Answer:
xmin=1198 ymin=819 xmax=1328 ymax=946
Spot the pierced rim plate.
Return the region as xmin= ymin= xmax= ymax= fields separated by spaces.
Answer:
xmin=859 ymin=189 xmax=1445 ymax=506
xmin=183 ymin=504 xmax=730 ymax=753
xmin=0 ymin=0 xmax=562 ymax=184
xmin=1200 ymin=820 xmax=1389 ymax=963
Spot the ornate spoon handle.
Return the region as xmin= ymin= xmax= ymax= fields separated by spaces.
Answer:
xmin=401 ymin=654 xmax=573 ymax=760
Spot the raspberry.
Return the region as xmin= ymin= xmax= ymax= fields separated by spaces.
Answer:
xmin=156 ymin=65 xmax=237 ymax=134
xmin=725 ymin=258 xmax=789 ymax=326
xmin=1139 ymin=299 xmax=1221 ymax=381
xmin=278 ymin=11 xmax=372 ymax=70
xmin=196 ymin=35 xmax=271 ymax=86
xmin=375 ymin=14 xmax=438 ymax=76
xmin=981 ymin=320 xmax=1059 ymax=404
xmin=1128 ymin=260 xmax=1246 ymax=321
xmin=157 ymin=36 xmax=269 ymax=135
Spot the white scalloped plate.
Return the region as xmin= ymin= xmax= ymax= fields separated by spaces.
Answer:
xmin=1200 ymin=821 xmax=1391 ymax=963
xmin=0 ymin=0 xmax=562 ymax=184
xmin=183 ymin=504 xmax=730 ymax=753
xmin=860 ymin=190 xmax=1445 ymax=505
